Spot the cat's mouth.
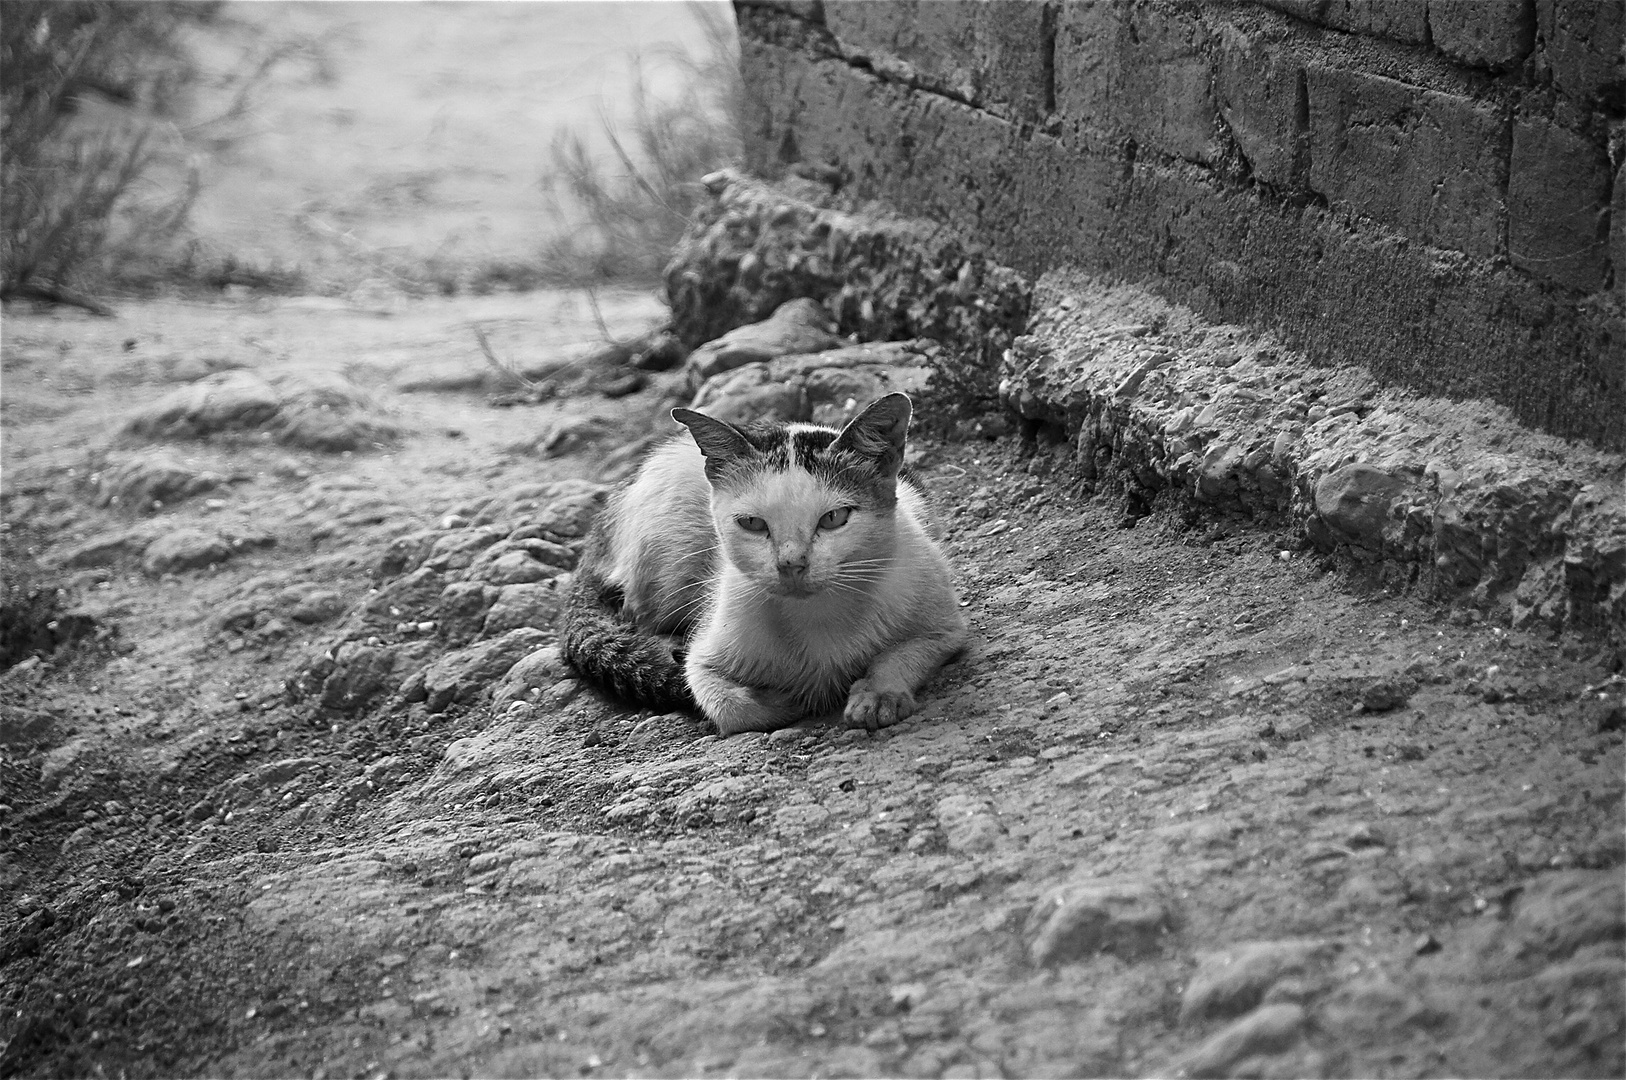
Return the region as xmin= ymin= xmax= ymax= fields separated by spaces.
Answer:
xmin=771 ymin=579 xmax=822 ymax=599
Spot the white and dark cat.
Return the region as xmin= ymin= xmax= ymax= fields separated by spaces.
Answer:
xmin=563 ymin=392 xmax=967 ymax=735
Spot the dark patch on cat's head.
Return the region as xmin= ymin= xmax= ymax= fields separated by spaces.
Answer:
xmin=803 ymin=394 xmax=912 ymax=506
xmin=673 ymin=394 xmax=912 ymax=504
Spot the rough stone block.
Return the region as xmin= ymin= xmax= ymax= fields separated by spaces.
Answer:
xmin=1254 ymin=0 xmax=1331 ymax=20
xmin=822 ymin=0 xmax=1052 ymax=123
xmin=1538 ymin=0 xmax=1626 ymax=105
xmin=1214 ymin=21 xmax=1307 ymax=188
xmin=1306 ymin=66 xmax=1505 ymax=257
xmin=1056 ymin=0 xmax=1219 ymax=165
xmin=1429 ymin=0 xmax=1537 ymax=70
xmin=1318 ymin=0 xmax=1428 ymax=42
xmin=1508 ymin=117 xmax=1610 ymax=293
xmin=1314 ymin=463 xmax=1407 ymax=549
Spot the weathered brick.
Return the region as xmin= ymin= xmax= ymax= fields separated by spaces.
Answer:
xmin=821 ymin=0 xmax=1052 ymax=124
xmin=1538 ymin=0 xmax=1626 ymax=105
xmin=1214 ymin=22 xmax=1307 ymax=188
xmin=1508 ymin=118 xmax=1610 ymax=293
xmin=1318 ymin=0 xmax=1429 ymax=43
xmin=1056 ymin=0 xmax=1218 ymax=164
xmin=1306 ymin=66 xmax=1505 ymax=257
xmin=1429 ymin=0 xmax=1536 ymax=70
xmin=1253 ymin=0 xmax=1331 ymax=21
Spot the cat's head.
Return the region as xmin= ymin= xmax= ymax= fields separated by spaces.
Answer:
xmin=672 ymin=393 xmax=911 ymax=600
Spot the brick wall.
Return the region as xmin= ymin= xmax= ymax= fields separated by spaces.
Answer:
xmin=733 ymin=0 xmax=1626 ymax=450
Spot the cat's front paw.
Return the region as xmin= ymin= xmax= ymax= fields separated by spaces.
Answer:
xmin=844 ymin=681 xmax=916 ymax=731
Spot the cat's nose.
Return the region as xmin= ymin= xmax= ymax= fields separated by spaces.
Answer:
xmin=777 ymin=553 xmax=809 ymax=582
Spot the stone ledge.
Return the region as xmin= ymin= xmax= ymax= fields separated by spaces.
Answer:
xmin=1002 ymin=270 xmax=1625 ymax=646
xmin=665 ymin=170 xmax=1031 ymax=422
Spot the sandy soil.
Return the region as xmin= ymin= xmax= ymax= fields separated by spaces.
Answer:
xmin=1 ymin=290 xmax=1622 ymax=1079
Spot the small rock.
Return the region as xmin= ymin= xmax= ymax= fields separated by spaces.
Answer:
xmin=1174 ymin=1003 xmax=1306 ymax=1078
xmin=490 ymin=646 xmax=566 ymax=710
xmin=1180 ymin=940 xmax=1329 ymax=1024
xmin=288 ymin=589 xmax=346 ymax=624
xmin=482 ymin=582 xmax=564 ymax=635
xmin=141 ymin=529 xmax=233 ymax=575
xmin=683 ymin=298 xmax=840 ymax=390
xmin=1313 ymin=464 xmax=1405 ymax=548
xmin=53 ymin=529 xmax=154 ymax=570
xmin=469 ymin=551 xmax=561 ymax=587
xmin=1414 ymin=933 xmax=1442 ymax=955
xmin=1357 ymin=675 xmax=1416 ymax=713
xmin=691 ymin=380 xmax=812 ymax=426
xmin=422 ymin=629 xmax=550 ymax=713
xmin=1027 ymin=877 xmax=1169 ymax=965
xmin=1510 ymin=870 xmax=1625 ymax=959
xmin=122 ymin=369 xmax=281 ymax=440
xmin=1583 ymin=698 xmax=1625 ymax=732
xmin=434 ymin=581 xmax=499 ymax=639
xmin=772 ymin=803 xmax=831 ymax=834
xmin=935 ymin=794 xmax=1002 ymax=853
xmin=313 ymin=643 xmax=401 ymax=714
xmin=95 ymin=454 xmax=228 ymax=513
xmin=424 ymin=527 xmax=505 ymax=572
xmin=534 ymin=490 xmax=607 ymax=538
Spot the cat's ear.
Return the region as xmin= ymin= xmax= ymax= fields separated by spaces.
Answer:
xmin=832 ymin=392 xmax=911 ymax=477
xmin=673 ymin=408 xmax=755 ymax=480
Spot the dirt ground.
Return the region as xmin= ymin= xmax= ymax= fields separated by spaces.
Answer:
xmin=1 ymin=288 xmax=1622 ymax=1080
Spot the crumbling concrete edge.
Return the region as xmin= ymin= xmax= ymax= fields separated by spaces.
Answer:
xmin=1004 ymin=271 xmax=1626 ymax=648
xmin=668 ymin=177 xmax=1626 ymax=647
xmin=665 ymin=170 xmax=1030 ymax=422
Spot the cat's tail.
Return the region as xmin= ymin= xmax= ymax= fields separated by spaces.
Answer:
xmin=562 ymin=558 xmax=696 ymax=712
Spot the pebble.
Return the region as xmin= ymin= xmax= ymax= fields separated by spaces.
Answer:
xmin=1358 ymin=676 xmax=1416 ymax=712
xmin=1180 ymin=940 xmax=1327 ymax=1023
xmin=1027 ymin=877 xmax=1168 ymax=966
xmin=141 ymin=529 xmax=234 ymax=576
xmin=1175 ymin=1003 xmax=1306 ymax=1077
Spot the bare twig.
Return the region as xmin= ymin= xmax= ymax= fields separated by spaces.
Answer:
xmin=472 ymin=325 xmax=537 ymax=390
xmin=583 ymin=286 xmax=644 ymax=349
xmin=0 ymin=282 xmax=116 ymax=317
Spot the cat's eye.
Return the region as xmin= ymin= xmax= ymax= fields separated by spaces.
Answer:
xmin=818 ymin=507 xmax=852 ymax=530
xmin=736 ymin=515 xmax=769 ymax=534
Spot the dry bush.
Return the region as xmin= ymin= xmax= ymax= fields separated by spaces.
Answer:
xmin=0 ymin=1 xmax=326 ymax=306
xmin=538 ymin=2 xmax=742 ymax=285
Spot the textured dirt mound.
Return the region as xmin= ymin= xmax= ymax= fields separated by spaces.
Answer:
xmin=122 ymin=368 xmax=399 ymax=451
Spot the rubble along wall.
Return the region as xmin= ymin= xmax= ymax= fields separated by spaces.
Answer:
xmin=732 ymin=0 xmax=1626 ymax=452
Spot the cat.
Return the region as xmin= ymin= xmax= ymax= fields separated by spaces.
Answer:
xmin=562 ymin=392 xmax=967 ymax=736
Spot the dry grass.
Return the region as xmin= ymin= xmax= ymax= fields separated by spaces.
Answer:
xmin=1 ymin=3 xmax=739 ymax=304
xmin=0 ymin=1 xmax=328 ymax=307
xmin=537 ymin=2 xmax=742 ymax=284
